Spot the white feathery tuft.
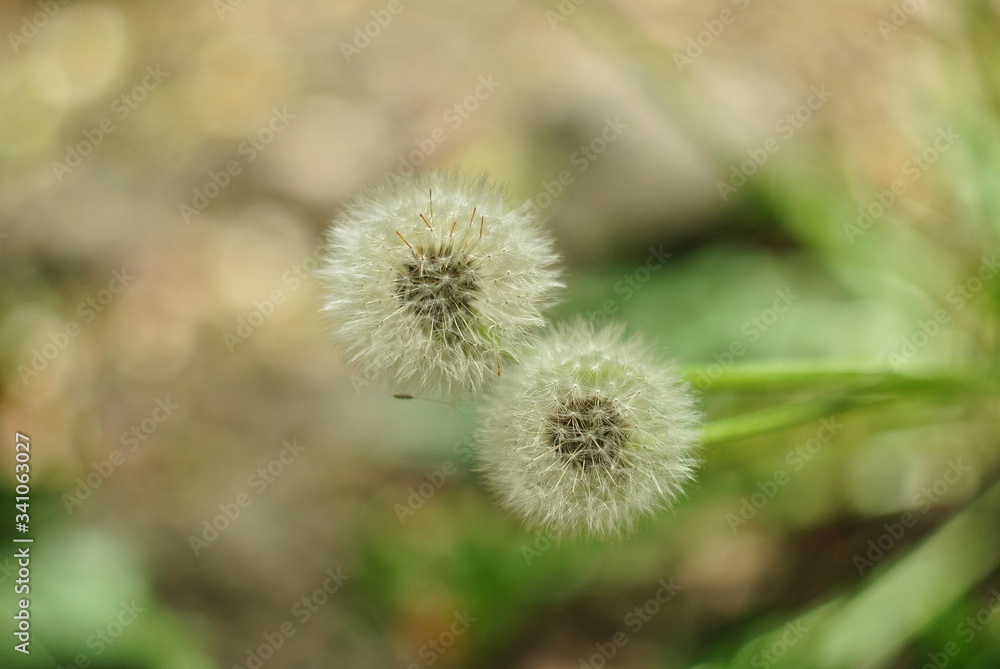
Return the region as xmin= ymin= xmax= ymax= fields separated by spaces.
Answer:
xmin=317 ymin=170 xmax=563 ymax=399
xmin=476 ymin=320 xmax=702 ymax=539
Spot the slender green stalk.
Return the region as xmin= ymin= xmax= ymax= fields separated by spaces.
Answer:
xmin=680 ymin=363 xmax=992 ymax=394
xmin=702 ymin=394 xmax=890 ymax=447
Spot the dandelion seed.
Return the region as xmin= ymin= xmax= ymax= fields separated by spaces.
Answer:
xmin=476 ymin=321 xmax=701 ymax=539
xmin=318 ymin=170 xmax=562 ymax=399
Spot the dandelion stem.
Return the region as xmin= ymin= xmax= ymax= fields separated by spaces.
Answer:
xmin=680 ymin=363 xmax=991 ymax=395
xmin=702 ymin=394 xmax=889 ymax=447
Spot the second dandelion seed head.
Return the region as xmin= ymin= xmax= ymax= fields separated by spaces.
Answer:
xmin=477 ymin=321 xmax=702 ymax=539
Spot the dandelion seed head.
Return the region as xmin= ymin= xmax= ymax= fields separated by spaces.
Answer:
xmin=477 ymin=321 xmax=702 ymax=539
xmin=318 ymin=170 xmax=562 ymax=399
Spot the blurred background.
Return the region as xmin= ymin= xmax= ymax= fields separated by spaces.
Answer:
xmin=2 ymin=0 xmax=1000 ymax=667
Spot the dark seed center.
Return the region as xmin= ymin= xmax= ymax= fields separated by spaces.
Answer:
xmin=548 ymin=395 xmax=628 ymax=469
xmin=395 ymin=245 xmax=480 ymax=327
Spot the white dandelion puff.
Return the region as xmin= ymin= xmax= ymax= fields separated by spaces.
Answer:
xmin=318 ymin=170 xmax=562 ymax=399
xmin=476 ymin=321 xmax=701 ymax=539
